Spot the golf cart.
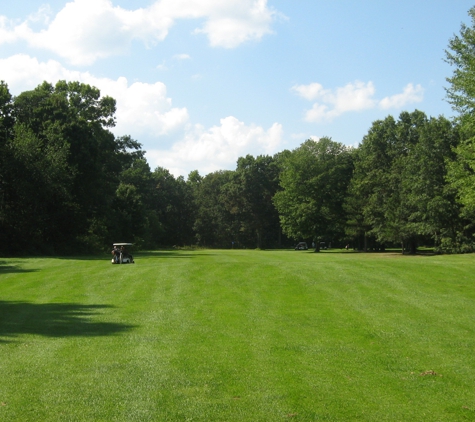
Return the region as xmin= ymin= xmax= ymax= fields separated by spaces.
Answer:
xmin=111 ymin=243 xmax=134 ymax=264
xmin=295 ymin=242 xmax=308 ymax=250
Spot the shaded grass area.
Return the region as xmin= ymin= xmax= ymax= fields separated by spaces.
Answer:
xmin=0 ymin=302 xmax=134 ymax=342
xmin=0 ymin=250 xmax=474 ymax=420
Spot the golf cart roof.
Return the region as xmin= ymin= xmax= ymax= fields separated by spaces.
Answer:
xmin=113 ymin=243 xmax=133 ymax=246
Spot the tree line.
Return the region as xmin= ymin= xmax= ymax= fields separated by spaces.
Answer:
xmin=2 ymin=8 xmax=475 ymax=255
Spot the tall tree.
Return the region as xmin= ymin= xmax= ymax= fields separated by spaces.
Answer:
xmin=222 ymin=155 xmax=281 ymax=249
xmin=445 ymin=6 xmax=475 ymax=115
xmin=111 ymin=158 xmax=161 ymax=248
xmin=273 ymin=138 xmax=353 ymax=250
xmin=7 ymin=80 xmax=140 ymax=253
xmin=6 ymin=123 xmax=74 ymax=252
xmin=444 ymin=6 xmax=475 ymax=251
xmin=191 ymin=170 xmax=238 ymax=248
xmin=0 ymin=82 xmax=18 ymax=251
xmin=344 ymin=116 xmax=398 ymax=251
xmin=347 ymin=111 xmax=459 ymax=253
xmin=150 ymin=167 xmax=194 ymax=247
xmin=401 ymin=116 xmax=459 ymax=249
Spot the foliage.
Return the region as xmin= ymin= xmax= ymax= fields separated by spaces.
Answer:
xmin=445 ymin=6 xmax=475 ymax=115
xmin=273 ymin=137 xmax=354 ymax=248
xmin=0 ymin=82 xmax=17 ymax=249
xmin=190 ymin=170 xmax=238 ymax=248
xmin=0 ymin=81 xmax=143 ymax=254
xmin=346 ymin=111 xmax=458 ymax=253
xmin=151 ymin=167 xmax=195 ymax=247
xmin=222 ymin=155 xmax=282 ymax=249
xmin=444 ymin=6 xmax=475 ymax=249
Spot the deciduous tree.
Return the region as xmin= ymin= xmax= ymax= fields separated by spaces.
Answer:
xmin=274 ymin=138 xmax=353 ymax=249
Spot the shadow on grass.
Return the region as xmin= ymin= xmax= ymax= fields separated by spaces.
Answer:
xmin=0 ymin=301 xmax=136 ymax=343
xmin=56 ymin=250 xmax=209 ymax=261
xmin=289 ymin=249 xmax=438 ymax=256
xmin=136 ymin=250 xmax=215 ymax=259
xmin=56 ymin=255 xmax=113 ymax=261
xmin=0 ymin=261 xmax=40 ymax=274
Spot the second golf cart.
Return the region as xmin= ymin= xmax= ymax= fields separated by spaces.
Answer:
xmin=111 ymin=243 xmax=135 ymax=264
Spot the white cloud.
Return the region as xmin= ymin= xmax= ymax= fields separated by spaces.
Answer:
xmin=101 ymin=78 xmax=189 ymax=137
xmin=173 ymin=53 xmax=191 ymax=60
xmin=0 ymin=0 xmax=278 ymax=65
xmin=291 ymin=82 xmax=328 ymax=101
xmin=192 ymin=0 xmax=276 ymax=48
xmin=146 ymin=116 xmax=284 ymax=176
xmin=293 ymin=81 xmax=424 ymax=122
xmin=379 ymin=83 xmax=424 ymax=109
xmin=333 ymin=81 xmax=377 ymax=113
xmin=0 ymin=54 xmax=82 ymax=92
xmin=304 ymin=103 xmax=333 ymax=123
xmin=293 ymin=81 xmax=376 ymax=122
xmin=0 ymin=16 xmax=26 ymax=44
xmin=0 ymin=54 xmax=189 ymax=136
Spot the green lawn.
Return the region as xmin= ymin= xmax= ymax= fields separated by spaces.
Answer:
xmin=0 ymin=250 xmax=474 ymax=421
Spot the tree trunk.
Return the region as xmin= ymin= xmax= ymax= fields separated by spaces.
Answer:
xmin=409 ymin=239 xmax=417 ymax=255
xmin=256 ymin=229 xmax=262 ymax=249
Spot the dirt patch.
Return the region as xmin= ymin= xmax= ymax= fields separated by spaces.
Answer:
xmin=419 ymin=370 xmax=439 ymax=376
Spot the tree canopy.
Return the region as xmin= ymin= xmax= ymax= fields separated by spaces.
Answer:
xmin=273 ymin=138 xmax=353 ymax=249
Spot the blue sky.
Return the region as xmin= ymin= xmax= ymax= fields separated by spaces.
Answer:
xmin=0 ymin=0 xmax=473 ymax=176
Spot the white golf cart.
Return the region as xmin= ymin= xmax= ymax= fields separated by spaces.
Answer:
xmin=111 ymin=243 xmax=135 ymax=264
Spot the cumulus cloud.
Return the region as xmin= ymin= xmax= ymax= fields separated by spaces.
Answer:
xmin=379 ymin=83 xmax=424 ymax=109
xmin=0 ymin=0 xmax=278 ymax=65
xmin=291 ymin=82 xmax=327 ymax=101
xmin=146 ymin=117 xmax=284 ymax=177
xmin=0 ymin=54 xmax=189 ymax=136
xmin=292 ymin=81 xmax=376 ymax=122
xmin=292 ymin=81 xmax=424 ymax=122
xmin=101 ymin=78 xmax=189 ymax=137
xmin=191 ymin=0 xmax=276 ymax=48
xmin=0 ymin=16 xmax=26 ymax=44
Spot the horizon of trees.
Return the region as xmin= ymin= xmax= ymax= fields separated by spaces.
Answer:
xmin=2 ymin=7 xmax=475 ymax=256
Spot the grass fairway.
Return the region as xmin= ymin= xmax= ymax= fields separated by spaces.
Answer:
xmin=0 ymin=250 xmax=475 ymax=421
